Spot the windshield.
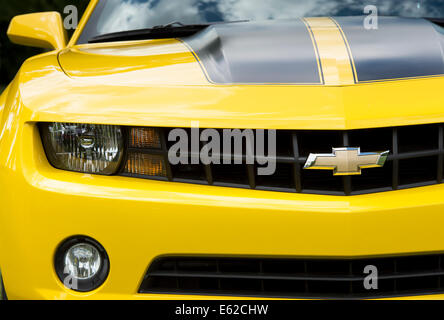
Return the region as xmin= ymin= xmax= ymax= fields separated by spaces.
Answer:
xmin=78 ymin=0 xmax=444 ymax=43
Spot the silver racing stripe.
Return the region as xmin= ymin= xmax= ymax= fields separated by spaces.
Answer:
xmin=181 ymin=19 xmax=323 ymax=85
xmin=334 ymin=16 xmax=444 ymax=83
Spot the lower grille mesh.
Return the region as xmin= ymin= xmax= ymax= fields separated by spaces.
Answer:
xmin=139 ymin=255 xmax=444 ymax=298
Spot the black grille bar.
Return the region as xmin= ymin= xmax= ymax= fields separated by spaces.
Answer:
xmin=438 ymin=126 xmax=444 ymax=183
xmin=291 ymin=133 xmax=302 ymax=193
xmin=342 ymin=132 xmax=352 ymax=196
xmin=120 ymin=123 xmax=444 ymax=196
xmin=139 ymin=255 xmax=444 ymax=299
xmin=160 ymin=128 xmax=173 ymax=182
xmin=392 ymin=128 xmax=399 ymax=190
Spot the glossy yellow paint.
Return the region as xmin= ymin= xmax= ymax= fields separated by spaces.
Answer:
xmin=2 ymin=124 xmax=444 ymax=300
xmin=60 ymin=40 xmax=207 ymax=83
xmin=22 ymin=48 xmax=444 ymax=130
xmin=7 ymin=12 xmax=67 ymax=50
xmin=1 ymin=0 xmax=444 ymax=300
xmin=0 ymin=84 xmax=10 ymax=119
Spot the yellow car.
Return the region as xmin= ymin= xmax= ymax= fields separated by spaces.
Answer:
xmin=1 ymin=0 xmax=444 ymax=300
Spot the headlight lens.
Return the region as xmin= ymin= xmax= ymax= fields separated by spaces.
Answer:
xmin=40 ymin=123 xmax=124 ymax=175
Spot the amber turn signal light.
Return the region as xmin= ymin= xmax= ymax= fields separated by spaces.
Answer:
xmin=124 ymin=152 xmax=167 ymax=177
xmin=129 ymin=127 xmax=161 ymax=149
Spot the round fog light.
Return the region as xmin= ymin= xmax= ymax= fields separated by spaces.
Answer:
xmin=65 ymin=244 xmax=101 ymax=280
xmin=55 ymin=236 xmax=109 ymax=292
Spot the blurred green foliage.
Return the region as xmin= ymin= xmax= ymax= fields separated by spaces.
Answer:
xmin=0 ymin=0 xmax=89 ymax=85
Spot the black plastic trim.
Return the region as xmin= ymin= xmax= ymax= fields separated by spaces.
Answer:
xmin=139 ymin=255 xmax=444 ymax=299
xmin=0 ymin=269 xmax=6 ymax=300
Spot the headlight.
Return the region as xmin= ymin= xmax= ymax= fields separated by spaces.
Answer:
xmin=40 ymin=123 xmax=124 ymax=175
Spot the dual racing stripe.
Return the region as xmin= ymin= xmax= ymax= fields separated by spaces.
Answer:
xmin=181 ymin=17 xmax=444 ymax=85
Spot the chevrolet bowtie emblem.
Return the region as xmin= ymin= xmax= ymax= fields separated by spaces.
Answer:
xmin=304 ymin=148 xmax=390 ymax=176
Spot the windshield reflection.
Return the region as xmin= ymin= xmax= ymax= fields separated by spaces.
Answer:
xmin=79 ymin=0 xmax=444 ymax=43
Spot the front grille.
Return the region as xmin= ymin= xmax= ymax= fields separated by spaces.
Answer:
xmin=139 ymin=255 xmax=444 ymax=299
xmin=119 ymin=123 xmax=444 ymax=195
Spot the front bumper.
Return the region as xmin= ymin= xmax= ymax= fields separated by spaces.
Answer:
xmin=2 ymin=125 xmax=444 ymax=300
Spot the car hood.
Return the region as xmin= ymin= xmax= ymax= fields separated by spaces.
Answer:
xmin=16 ymin=17 xmax=444 ymax=130
xmin=59 ymin=16 xmax=444 ymax=86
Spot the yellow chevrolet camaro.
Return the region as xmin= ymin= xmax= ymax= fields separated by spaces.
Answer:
xmin=1 ymin=0 xmax=444 ymax=300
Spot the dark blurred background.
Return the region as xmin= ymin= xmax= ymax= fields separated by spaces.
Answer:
xmin=0 ymin=0 xmax=89 ymax=92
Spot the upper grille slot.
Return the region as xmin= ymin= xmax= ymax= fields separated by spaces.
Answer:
xmin=139 ymin=255 xmax=444 ymax=299
xmin=119 ymin=123 xmax=444 ymax=196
